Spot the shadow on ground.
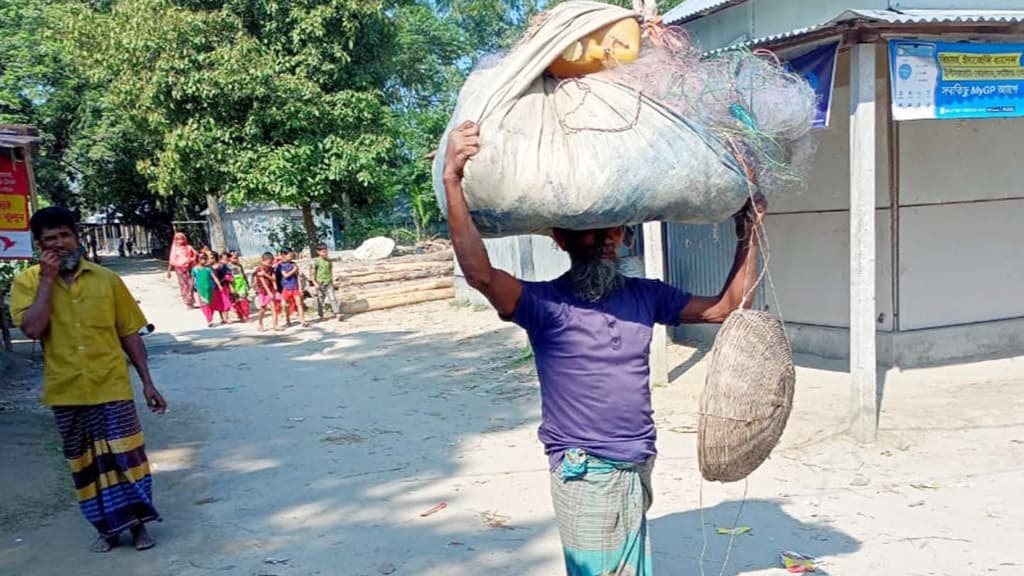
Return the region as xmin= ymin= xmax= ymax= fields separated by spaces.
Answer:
xmin=651 ymin=499 xmax=860 ymax=575
xmin=0 ymin=257 xmax=862 ymax=575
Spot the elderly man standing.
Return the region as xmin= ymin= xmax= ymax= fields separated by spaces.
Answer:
xmin=11 ymin=207 xmax=168 ymax=553
xmin=442 ymin=122 xmax=765 ymax=576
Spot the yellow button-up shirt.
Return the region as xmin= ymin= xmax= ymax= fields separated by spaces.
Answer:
xmin=10 ymin=260 xmax=148 ymax=406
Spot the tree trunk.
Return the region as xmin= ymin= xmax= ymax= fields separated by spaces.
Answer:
xmin=339 ymin=277 xmax=454 ymax=300
xmin=338 ymin=260 xmax=454 ymax=278
xmin=340 ymin=287 xmax=454 ymax=316
xmin=341 ymin=191 xmax=352 ymax=248
xmin=300 ymin=202 xmax=320 ymax=258
xmin=205 ymin=194 xmax=228 ymax=253
xmin=337 ymin=263 xmax=453 ymax=286
xmin=378 ymin=249 xmax=453 ymax=265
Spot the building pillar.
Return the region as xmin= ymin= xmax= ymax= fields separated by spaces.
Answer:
xmin=849 ymin=43 xmax=878 ymax=443
xmin=643 ymin=221 xmax=669 ymax=385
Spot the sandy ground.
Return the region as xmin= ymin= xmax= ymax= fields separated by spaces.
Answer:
xmin=1 ymin=257 xmax=1023 ymax=576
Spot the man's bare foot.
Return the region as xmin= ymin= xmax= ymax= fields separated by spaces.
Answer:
xmin=90 ymin=534 xmax=119 ymax=553
xmin=336 ymin=314 xmax=344 ymax=322
xmin=131 ymin=525 xmax=155 ymax=551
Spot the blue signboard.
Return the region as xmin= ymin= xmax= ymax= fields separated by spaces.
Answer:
xmin=889 ymin=40 xmax=1024 ymax=121
xmin=785 ymin=42 xmax=839 ymax=128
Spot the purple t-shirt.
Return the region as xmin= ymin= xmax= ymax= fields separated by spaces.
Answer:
xmin=277 ymin=262 xmax=299 ymax=290
xmin=507 ymin=275 xmax=691 ymax=469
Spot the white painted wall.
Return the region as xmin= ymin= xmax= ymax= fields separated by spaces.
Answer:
xmin=214 ymin=206 xmax=334 ymax=257
xmin=897 ymin=118 xmax=1024 ymax=329
xmin=899 ymin=199 xmax=1024 ymax=330
xmin=685 ymin=5 xmax=752 ymax=51
xmin=530 ymin=236 xmax=570 ymax=281
xmin=453 ymin=235 xmax=569 ymax=304
xmin=757 ymin=46 xmax=894 ymax=332
xmin=899 ymin=118 xmax=1024 ymax=205
xmin=763 ymin=210 xmax=894 ymax=330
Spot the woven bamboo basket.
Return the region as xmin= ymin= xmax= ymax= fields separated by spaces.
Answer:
xmin=699 ymin=309 xmax=795 ymax=483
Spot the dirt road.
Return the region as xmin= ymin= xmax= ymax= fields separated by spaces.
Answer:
xmin=1 ymin=258 xmax=1023 ymax=575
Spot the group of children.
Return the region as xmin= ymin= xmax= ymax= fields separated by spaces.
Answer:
xmin=190 ymin=249 xmax=252 ymax=328
xmin=192 ymin=244 xmax=343 ymax=332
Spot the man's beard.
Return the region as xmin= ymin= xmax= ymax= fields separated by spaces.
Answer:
xmin=568 ymin=255 xmax=624 ymax=303
xmin=59 ymin=249 xmax=81 ymax=272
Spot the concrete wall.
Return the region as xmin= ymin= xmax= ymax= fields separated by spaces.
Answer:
xmin=453 ymin=235 xmax=570 ymax=306
xmin=215 ymin=206 xmax=335 ymax=258
xmin=667 ymin=38 xmax=1024 ymax=365
xmin=672 ymin=47 xmax=895 ymax=340
xmin=897 ymin=117 xmax=1024 ymax=329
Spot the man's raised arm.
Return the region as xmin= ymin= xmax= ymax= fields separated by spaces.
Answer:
xmin=680 ymin=195 xmax=766 ymax=324
xmin=442 ymin=122 xmax=522 ymax=318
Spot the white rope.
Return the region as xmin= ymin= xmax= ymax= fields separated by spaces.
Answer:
xmin=698 ymin=478 xmax=750 ymax=576
xmin=701 ymin=183 xmax=787 ymax=576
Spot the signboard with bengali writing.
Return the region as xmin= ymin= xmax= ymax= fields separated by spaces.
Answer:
xmin=889 ymin=40 xmax=1024 ymax=121
xmin=0 ymin=154 xmax=34 ymax=260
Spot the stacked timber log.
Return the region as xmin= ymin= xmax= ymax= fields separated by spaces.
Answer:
xmin=332 ymin=247 xmax=454 ymax=316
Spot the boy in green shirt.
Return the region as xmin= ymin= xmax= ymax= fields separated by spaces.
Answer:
xmin=310 ymin=244 xmax=343 ymax=321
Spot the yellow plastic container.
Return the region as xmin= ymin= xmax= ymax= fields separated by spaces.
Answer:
xmin=547 ymin=17 xmax=642 ymax=77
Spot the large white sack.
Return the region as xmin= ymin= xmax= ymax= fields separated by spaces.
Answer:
xmin=432 ymin=1 xmax=750 ymax=238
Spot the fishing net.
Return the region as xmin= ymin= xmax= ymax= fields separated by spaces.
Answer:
xmin=433 ymin=1 xmax=817 ymax=237
xmin=597 ymin=29 xmax=817 ymax=195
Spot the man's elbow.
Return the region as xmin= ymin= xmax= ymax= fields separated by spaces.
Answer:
xmin=702 ymin=296 xmax=744 ymax=323
xmin=20 ymin=322 xmax=41 ymax=340
xmin=701 ymin=307 xmax=730 ymax=324
xmin=465 ymin=271 xmax=492 ymax=294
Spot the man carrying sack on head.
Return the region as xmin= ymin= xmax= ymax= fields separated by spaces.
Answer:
xmin=443 ymin=121 xmax=766 ymax=576
xmin=11 ymin=207 xmax=168 ymax=553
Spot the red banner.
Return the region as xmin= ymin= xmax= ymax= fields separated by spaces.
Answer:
xmin=0 ymin=154 xmax=33 ymax=259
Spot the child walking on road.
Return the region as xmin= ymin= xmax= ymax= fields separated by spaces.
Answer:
xmin=211 ymin=252 xmax=233 ymax=323
xmin=229 ymin=251 xmax=251 ymax=322
xmin=276 ymin=248 xmax=307 ymax=327
xmin=310 ymin=244 xmax=343 ymax=322
xmin=255 ymin=252 xmax=279 ymax=332
xmin=192 ymin=254 xmax=225 ymax=327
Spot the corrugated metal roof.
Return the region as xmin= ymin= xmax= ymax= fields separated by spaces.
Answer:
xmin=662 ymin=0 xmax=746 ymax=24
xmin=843 ymin=8 xmax=1024 ymax=24
xmin=0 ymin=134 xmax=39 ymax=149
xmin=703 ymin=9 xmax=1024 ymax=55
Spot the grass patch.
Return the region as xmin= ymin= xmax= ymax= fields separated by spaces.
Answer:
xmin=507 ymin=345 xmax=535 ymax=369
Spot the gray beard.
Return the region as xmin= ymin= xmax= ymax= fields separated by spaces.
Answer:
xmin=59 ymin=250 xmax=81 ymax=272
xmin=568 ymin=257 xmax=624 ymax=303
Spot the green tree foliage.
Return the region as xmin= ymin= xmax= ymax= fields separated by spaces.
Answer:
xmin=0 ymin=0 xmax=80 ymax=209
xmin=4 ymin=0 xmax=687 ymax=251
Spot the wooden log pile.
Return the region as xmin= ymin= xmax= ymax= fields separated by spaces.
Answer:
xmin=332 ymin=248 xmax=455 ymax=316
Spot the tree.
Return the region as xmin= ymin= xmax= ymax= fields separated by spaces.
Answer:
xmin=57 ymin=0 xmax=399 ymax=254
xmin=386 ymin=0 xmax=688 ymax=244
xmin=0 ymin=0 xmax=82 ymax=210
xmin=14 ymin=0 xmax=689 ymax=253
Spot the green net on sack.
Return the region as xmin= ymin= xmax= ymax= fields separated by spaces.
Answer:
xmin=595 ymin=25 xmax=817 ymax=194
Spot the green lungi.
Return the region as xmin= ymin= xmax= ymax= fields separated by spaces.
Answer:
xmin=551 ymin=448 xmax=655 ymax=576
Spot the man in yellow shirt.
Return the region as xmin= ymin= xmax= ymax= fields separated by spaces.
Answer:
xmin=11 ymin=207 xmax=168 ymax=553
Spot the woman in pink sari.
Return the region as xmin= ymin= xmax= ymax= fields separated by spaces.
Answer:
xmin=166 ymin=232 xmax=198 ymax=308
